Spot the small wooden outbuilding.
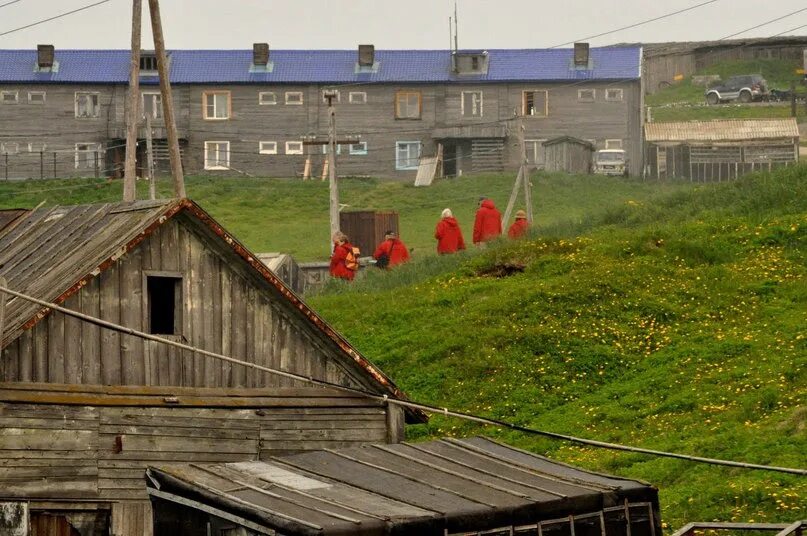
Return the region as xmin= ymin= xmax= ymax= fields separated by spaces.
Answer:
xmin=542 ymin=136 xmax=595 ymax=174
xmin=644 ymin=118 xmax=800 ymax=181
xmin=339 ymin=210 xmax=399 ymax=257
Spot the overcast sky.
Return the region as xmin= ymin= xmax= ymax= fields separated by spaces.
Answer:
xmin=0 ymin=0 xmax=806 ymax=50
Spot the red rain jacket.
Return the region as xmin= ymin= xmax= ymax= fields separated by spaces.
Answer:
xmin=330 ymin=242 xmax=356 ymax=281
xmin=508 ymin=218 xmax=529 ymax=239
xmin=373 ymin=238 xmax=410 ymax=268
xmin=473 ymin=199 xmax=502 ymax=243
xmin=434 ymin=217 xmax=466 ymax=254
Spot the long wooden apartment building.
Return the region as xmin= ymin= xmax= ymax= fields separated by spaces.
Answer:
xmin=0 ymin=43 xmax=644 ymax=179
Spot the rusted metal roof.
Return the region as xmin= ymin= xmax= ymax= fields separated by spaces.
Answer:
xmin=147 ymin=436 xmax=660 ymax=536
xmin=0 ymin=199 xmax=424 ymax=422
xmin=645 ymin=118 xmax=800 ymax=143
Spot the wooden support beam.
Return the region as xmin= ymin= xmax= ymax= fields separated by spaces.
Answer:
xmin=123 ymin=0 xmax=142 ymax=202
xmin=0 ymin=277 xmax=6 ymax=362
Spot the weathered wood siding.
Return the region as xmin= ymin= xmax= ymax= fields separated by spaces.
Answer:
xmin=0 ymin=215 xmax=368 ymax=390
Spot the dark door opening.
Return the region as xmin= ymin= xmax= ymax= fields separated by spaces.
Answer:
xmin=443 ymin=143 xmax=457 ymax=177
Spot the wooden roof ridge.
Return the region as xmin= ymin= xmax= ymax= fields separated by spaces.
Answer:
xmin=0 ymin=198 xmax=425 ymax=422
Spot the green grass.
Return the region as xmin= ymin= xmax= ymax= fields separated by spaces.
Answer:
xmin=308 ymin=165 xmax=807 ymax=530
xmin=651 ymin=103 xmax=805 ymax=123
xmin=0 ymin=173 xmax=695 ymax=262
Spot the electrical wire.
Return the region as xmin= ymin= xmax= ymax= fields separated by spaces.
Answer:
xmin=0 ymin=0 xmax=24 ymax=9
xmin=719 ymin=7 xmax=807 ymax=40
xmin=0 ymin=0 xmax=114 ymax=38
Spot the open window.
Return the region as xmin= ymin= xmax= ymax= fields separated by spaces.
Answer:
xmin=75 ymin=92 xmax=100 ymax=118
xmin=461 ymin=91 xmax=483 ymax=117
xmin=522 ymin=90 xmax=548 ymax=117
xmin=395 ymin=91 xmax=422 ymax=119
xmin=146 ymin=274 xmax=183 ymax=335
xmin=142 ymin=91 xmax=163 ymax=119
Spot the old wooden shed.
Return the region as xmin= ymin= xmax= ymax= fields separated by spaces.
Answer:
xmin=338 ymin=210 xmax=399 ymax=258
xmin=542 ymin=136 xmax=595 ymax=174
xmin=147 ymin=436 xmax=662 ymax=536
xmin=644 ymin=118 xmax=800 ymax=181
xmin=0 ymin=199 xmax=424 ymax=535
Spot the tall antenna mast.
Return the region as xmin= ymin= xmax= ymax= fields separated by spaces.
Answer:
xmin=454 ymin=0 xmax=459 ymax=52
xmin=449 ymin=16 xmax=453 ymax=52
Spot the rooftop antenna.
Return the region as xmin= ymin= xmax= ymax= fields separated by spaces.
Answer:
xmin=453 ymin=0 xmax=459 ymax=52
xmin=448 ymin=16 xmax=452 ymax=52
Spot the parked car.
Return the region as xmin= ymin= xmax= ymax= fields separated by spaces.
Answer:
xmin=705 ymin=75 xmax=769 ymax=105
xmin=593 ymin=149 xmax=627 ymax=176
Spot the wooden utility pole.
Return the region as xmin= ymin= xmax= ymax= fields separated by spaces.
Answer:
xmin=148 ymin=0 xmax=185 ymax=198
xmin=502 ymin=116 xmax=529 ymax=226
xmin=325 ymin=91 xmax=340 ymax=239
xmin=123 ymin=0 xmax=142 ymax=202
xmin=145 ymin=115 xmax=156 ymax=200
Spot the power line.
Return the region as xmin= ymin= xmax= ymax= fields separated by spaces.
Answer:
xmin=719 ymin=7 xmax=807 ymax=40
xmin=0 ymin=0 xmax=114 ymax=39
xmin=0 ymin=0 xmax=24 ymax=9
xmin=0 ymin=283 xmax=804 ymax=476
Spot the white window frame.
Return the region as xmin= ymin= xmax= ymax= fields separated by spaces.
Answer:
xmin=395 ymin=141 xmax=421 ymax=170
xmin=605 ymin=139 xmax=623 ymax=150
xmin=525 ymin=139 xmax=546 ymax=166
xmin=28 ymin=91 xmax=46 ymax=104
xmin=578 ymin=88 xmax=596 ymax=102
xmin=203 ymin=91 xmax=231 ymax=120
xmin=74 ymin=143 xmax=100 ymax=169
xmin=75 ymin=92 xmax=100 ymax=118
xmin=395 ymin=91 xmax=422 ymax=119
xmin=349 ymin=141 xmax=368 ymax=155
xmin=258 ymin=91 xmax=277 ymax=105
xmin=285 ymin=141 xmax=304 ymax=155
xmin=285 ymin=92 xmax=304 ymax=105
xmin=523 ymin=89 xmax=548 ymax=117
xmin=321 ymin=144 xmax=342 ymax=155
xmin=1 ymin=142 xmax=19 ymax=155
xmin=204 ymin=141 xmax=230 ymax=170
xmin=259 ymin=141 xmax=278 ymax=155
xmin=141 ymin=91 xmax=163 ymax=119
xmin=1 ymin=91 xmax=19 ymax=104
xmin=461 ymin=91 xmax=483 ymax=118
xmin=605 ymin=88 xmax=624 ymax=102
xmin=348 ymin=91 xmax=367 ymax=104
xmin=28 ymin=142 xmax=47 ymax=153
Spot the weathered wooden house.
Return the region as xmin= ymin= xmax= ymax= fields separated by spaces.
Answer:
xmin=644 ymin=118 xmax=800 ymax=181
xmin=0 ymin=43 xmax=644 ymax=179
xmin=0 ymin=199 xmax=425 ymax=535
xmin=542 ymin=136 xmax=595 ymax=174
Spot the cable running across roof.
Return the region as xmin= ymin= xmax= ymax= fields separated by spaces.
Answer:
xmin=0 ymin=283 xmax=804 ymax=476
xmin=0 ymin=0 xmax=113 ymax=38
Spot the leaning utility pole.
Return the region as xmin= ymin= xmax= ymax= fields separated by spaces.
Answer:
xmin=148 ymin=0 xmax=185 ymax=198
xmin=123 ymin=0 xmax=142 ymax=202
xmin=325 ymin=90 xmax=340 ymax=240
xmin=502 ymin=116 xmax=531 ymax=226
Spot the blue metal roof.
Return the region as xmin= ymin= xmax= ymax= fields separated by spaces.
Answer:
xmin=0 ymin=47 xmax=641 ymax=84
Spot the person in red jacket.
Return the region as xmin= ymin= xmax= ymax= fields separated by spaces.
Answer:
xmin=372 ymin=231 xmax=410 ymax=269
xmin=434 ymin=208 xmax=466 ymax=254
xmin=508 ymin=209 xmax=529 ymax=239
xmin=329 ymin=231 xmax=357 ymax=281
xmin=473 ymin=197 xmax=502 ymax=245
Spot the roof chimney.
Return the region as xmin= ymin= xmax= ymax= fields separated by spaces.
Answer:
xmin=253 ymin=43 xmax=269 ymax=66
xmin=573 ymin=42 xmax=590 ymax=67
xmin=358 ymin=44 xmax=375 ymax=67
xmin=37 ymin=44 xmax=55 ymax=68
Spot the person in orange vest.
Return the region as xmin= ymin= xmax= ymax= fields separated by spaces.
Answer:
xmin=508 ymin=209 xmax=529 ymax=239
xmin=372 ymin=230 xmax=410 ymax=269
xmin=329 ymin=231 xmax=359 ymax=281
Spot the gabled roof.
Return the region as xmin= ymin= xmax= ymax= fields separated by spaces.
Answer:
xmin=0 ymin=47 xmax=642 ymax=84
xmin=645 ymin=118 xmax=800 ymax=143
xmin=543 ymin=135 xmax=596 ymax=148
xmin=0 ymin=198 xmax=424 ymax=421
xmin=147 ymin=436 xmax=659 ymax=536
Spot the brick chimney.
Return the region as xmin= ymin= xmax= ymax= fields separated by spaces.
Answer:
xmin=37 ymin=44 xmax=55 ymax=69
xmin=358 ymin=44 xmax=375 ymax=67
xmin=253 ymin=43 xmax=269 ymax=66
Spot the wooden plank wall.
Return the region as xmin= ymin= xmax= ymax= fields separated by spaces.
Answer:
xmin=1 ymin=217 xmax=365 ymax=390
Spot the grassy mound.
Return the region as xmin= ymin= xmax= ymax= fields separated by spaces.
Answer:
xmin=310 ymin=166 xmax=807 ymax=529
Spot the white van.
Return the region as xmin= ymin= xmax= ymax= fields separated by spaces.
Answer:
xmin=593 ymin=149 xmax=627 ymax=176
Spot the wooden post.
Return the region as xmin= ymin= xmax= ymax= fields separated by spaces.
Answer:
xmin=502 ymin=116 xmax=526 ymax=227
xmin=146 ymin=114 xmax=156 ymax=200
xmin=0 ymin=277 xmax=6 ymax=362
xmin=791 ymin=81 xmax=797 ymax=118
xmin=148 ymin=0 xmax=185 ymax=198
xmin=325 ymin=91 xmax=340 ymax=240
xmin=52 ymin=151 xmax=56 ymax=178
xmin=519 ymin=118 xmax=533 ymax=224
xmin=39 ymin=150 xmax=44 ymax=180
xmin=303 ymin=156 xmax=311 ymax=180
xmin=123 ymin=0 xmax=142 ymax=202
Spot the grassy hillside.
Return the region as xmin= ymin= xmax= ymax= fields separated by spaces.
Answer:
xmin=0 ymin=173 xmax=694 ymax=261
xmin=309 ymin=166 xmax=807 ymax=529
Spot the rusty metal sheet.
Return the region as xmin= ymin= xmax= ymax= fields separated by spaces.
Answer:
xmin=645 ymin=118 xmax=799 ymax=143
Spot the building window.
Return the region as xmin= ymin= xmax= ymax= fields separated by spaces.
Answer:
xmin=578 ymin=89 xmax=595 ymax=102
xmin=606 ymin=88 xmax=624 ymax=101
xmin=395 ymin=141 xmax=421 ymax=170
xmin=321 ymin=144 xmax=342 ymax=155
xmin=523 ymin=90 xmax=548 ymax=117
xmin=75 ymin=143 xmax=100 ymax=169
xmin=259 ymin=92 xmax=277 ymax=105
xmin=471 ymin=56 xmax=480 ymax=71
xmin=605 ymin=139 xmax=623 ymax=149
xmin=28 ymin=142 xmax=46 ymax=153
xmin=142 ymin=92 xmax=163 ymax=119
xmin=285 ymin=141 xmax=303 ymax=155
xmin=395 ymin=91 xmax=422 ymax=119
xmin=203 ymin=91 xmax=231 ymax=120
xmin=321 ymin=90 xmax=340 ymax=103
xmin=1 ymin=142 xmax=19 ymax=155
xmin=75 ymin=92 xmax=100 ymax=118
xmin=28 ymin=91 xmax=46 ymax=104
xmin=139 ymin=53 xmax=158 ymax=72
xmin=285 ymin=92 xmax=303 ymax=105
xmin=349 ymin=141 xmax=368 ymax=155
xmin=461 ymin=91 xmax=483 ymax=117
xmin=146 ymin=274 xmax=182 ymax=335
xmin=259 ymin=141 xmax=277 ymax=154
xmin=525 ymin=139 xmax=546 ymax=166
xmin=204 ymin=141 xmax=230 ymax=170
xmin=349 ymin=91 xmax=367 ymax=104
xmin=1 ymin=91 xmax=18 ymax=104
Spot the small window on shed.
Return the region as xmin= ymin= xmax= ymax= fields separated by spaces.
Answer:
xmin=606 ymin=88 xmax=624 ymax=101
xmin=147 ymin=275 xmax=182 ymax=335
xmin=605 ymin=139 xmax=623 ymax=149
xmin=578 ymin=88 xmax=595 ymax=102
xmin=1 ymin=91 xmax=19 ymax=104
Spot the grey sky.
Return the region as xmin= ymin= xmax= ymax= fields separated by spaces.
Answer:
xmin=1 ymin=0 xmax=806 ymax=50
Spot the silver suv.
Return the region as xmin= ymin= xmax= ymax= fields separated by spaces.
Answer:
xmin=705 ymin=75 xmax=769 ymax=105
